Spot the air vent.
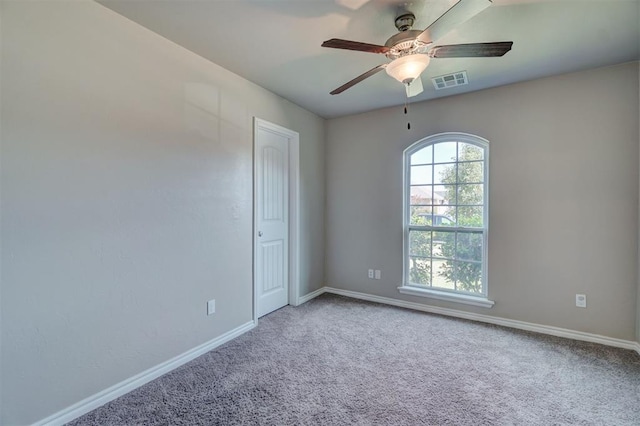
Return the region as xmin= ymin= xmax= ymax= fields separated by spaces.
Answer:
xmin=432 ymin=71 xmax=468 ymax=90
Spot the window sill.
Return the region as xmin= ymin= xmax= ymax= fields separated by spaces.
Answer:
xmin=397 ymin=286 xmax=495 ymax=308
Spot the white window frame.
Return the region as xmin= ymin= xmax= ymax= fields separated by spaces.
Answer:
xmin=398 ymin=132 xmax=494 ymax=308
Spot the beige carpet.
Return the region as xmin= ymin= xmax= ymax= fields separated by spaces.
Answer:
xmin=69 ymin=294 xmax=640 ymax=425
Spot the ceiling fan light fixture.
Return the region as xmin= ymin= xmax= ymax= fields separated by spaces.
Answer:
xmin=385 ymin=54 xmax=430 ymax=84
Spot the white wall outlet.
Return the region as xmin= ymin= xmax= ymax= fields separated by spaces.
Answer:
xmin=207 ymin=299 xmax=216 ymax=315
xmin=368 ymin=269 xmax=374 ymax=279
xmin=374 ymin=270 xmax=381 ymax=280
xmin=575 ymin=294 xmax=587 ymax=308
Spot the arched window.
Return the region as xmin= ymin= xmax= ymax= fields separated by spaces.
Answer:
xmin=400 ymin=133 xmax=493 ymax=307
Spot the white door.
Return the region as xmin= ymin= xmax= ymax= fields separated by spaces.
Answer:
xmin=255 ymin=120 xmax=291 ymax=317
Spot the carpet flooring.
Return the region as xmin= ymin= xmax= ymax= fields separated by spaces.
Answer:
xmin=69 ymin=294 xmax=640 ymax=425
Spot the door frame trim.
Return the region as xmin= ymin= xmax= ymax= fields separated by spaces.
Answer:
xmin=253 ymin=117 xmax=300 ymax=323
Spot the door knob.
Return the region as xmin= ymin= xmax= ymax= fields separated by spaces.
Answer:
xmin=258 ymin=231 xmax=263 ymax=237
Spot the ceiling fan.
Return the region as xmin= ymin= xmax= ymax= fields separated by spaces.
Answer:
xmin=321 ymin=0 xmax=513 ymax=97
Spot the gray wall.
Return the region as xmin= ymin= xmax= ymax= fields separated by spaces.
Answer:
xmin=326 ymin=62 xmax=639 ymax=341
xmin=0 ymin=1 xmax=324 ymax=424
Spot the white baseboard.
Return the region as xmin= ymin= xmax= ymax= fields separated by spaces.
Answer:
xmin=297 ymin=287 xmax=327 ymax=305
xmin=322 ymin=287 xmax=640 ymax=353
xmin=35 ymin=321 xmax=257 ymax=426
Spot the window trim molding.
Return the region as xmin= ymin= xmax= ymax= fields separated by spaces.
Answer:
xmin=398 ymin=285 xmax=495 ymax=308
xmin=402 ymin=132 xmax=490 ymax=302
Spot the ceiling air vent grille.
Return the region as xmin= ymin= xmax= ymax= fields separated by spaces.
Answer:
xmin=432 ymin=71 xmax=468 ymax=90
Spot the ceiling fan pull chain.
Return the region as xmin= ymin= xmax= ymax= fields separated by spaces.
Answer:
xmin=404 ymin=88 xmax=411 ymax=130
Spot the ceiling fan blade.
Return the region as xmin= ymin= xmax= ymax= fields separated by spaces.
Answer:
xmin=322 ymin=38 xmax=390 ymax=54
xmin=405 ymin=77 xmax=424 ymax=97
xmin=416 ymin=0 xmax=492 ymax=45
xmin=330 ymin=64 xmax=387 ymax=95
xmin=430 ymin=41 xmax=513 ymax=58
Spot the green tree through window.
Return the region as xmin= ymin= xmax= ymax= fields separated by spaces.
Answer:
xmin=439 ymin=144 xmax=483 ymax=292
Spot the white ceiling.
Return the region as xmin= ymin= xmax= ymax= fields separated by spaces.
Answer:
xmin=98 ymin=0 xmax=639 ymax=119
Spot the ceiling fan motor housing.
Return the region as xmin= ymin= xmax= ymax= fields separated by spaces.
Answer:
xmin=385 ymin=30 xmax=429 ymax=60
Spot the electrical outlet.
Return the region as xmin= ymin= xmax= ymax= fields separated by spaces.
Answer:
xmin=368 ymin=269 xmax=374 ymax=279
xmin=575 ymin=294 xmax=586 ymax=308
xmin=374 ymin=270 xmax=381 ymax=280
xmin=207 ymin=299 xmax=216 ymax=315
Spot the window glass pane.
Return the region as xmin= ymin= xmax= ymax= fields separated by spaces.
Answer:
xmin=454 ymin=261 xmax=483 ymax=294
xmin=409 ymin=230 xmax=431 ymax=257
xmin=440 ymin=213 xmax=455 ymax=227
xmin=410 ymin=165 xmax=433 ymax=185
xmin=458 ymin=206 xmax=483 ymax=227
xmin=410 ymin=206 xmax=433 ymax=225
xmin=458 ymin=161 xmax=484 ymax=184
xmin=433 ymin=142 xmax=457 ymax=163
xmin=458 ymin=184 xmax=483 ymax=206
xmin=431 ymin=208 xmax=456 ymax=227
xmin=409 ymin=257 xmax=431 ymax=285
xmin=434 ymin=163 xmax=455 ymax=185
xmin=432 ymin=231 xmax=454 ymax=258
xmin=415 ymin=211 xmax=432 ymax=226
xmin=459 ymin=143 xmax=483 ymax=161
xmin=433 ymin=258 xmax=455 ymax=290
xmin=456 ymin=233 xmax=483 ymax=262
xmin=410 ymin=185 xmax=433 ymax=205
xmin=434 ymin=184 xmax=456 ymax=205
xmin=411 ymin=146 xmax=432 ymax=165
